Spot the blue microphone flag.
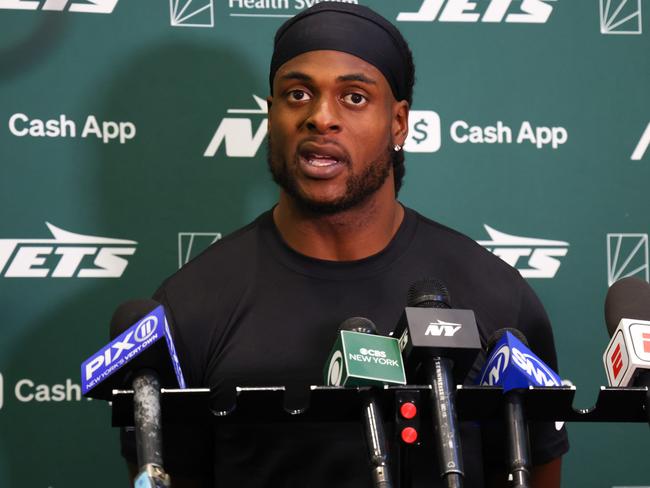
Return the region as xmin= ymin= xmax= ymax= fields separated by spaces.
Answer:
xmin=81 ymin=305 xmax=186 ymax=395
xmin=477 ymin=331 xmax=561 ymax=391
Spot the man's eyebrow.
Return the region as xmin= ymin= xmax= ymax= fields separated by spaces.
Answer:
xmin=279 ymin=71 xmax=312 ymax=82
xmin=337 ymin=73 xmax=377 ymax=85
xmin=277 ymin=71 xmax=377 ymax=85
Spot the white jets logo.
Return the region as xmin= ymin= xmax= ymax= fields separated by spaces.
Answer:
xmin=631 ymin=122 xmax=650 ymax=160
xmin=425 ymin=320 xmax=462 ymax=337
xmin=0 ymin=223 xmax=137 ymax=278
xmin=0 ymin=0 xmax=118 ymax=13
xmin=397 ymin=0 xmax=554 ymax=23
xmin=606 ymin=233 xmax=649 ymax=286
xmin=204 ymin=95 xmax=267 ymax=158
xmin=477 ymin=225 xmax=569 ymax=278
xmin=600 ymin=0 xmax=642 ymax=35
xmin=170 ymin=0 xmax=214 ymax=28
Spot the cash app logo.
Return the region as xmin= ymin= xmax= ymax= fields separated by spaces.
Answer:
xmin=404 ymin=111 xmax=441 ymax=153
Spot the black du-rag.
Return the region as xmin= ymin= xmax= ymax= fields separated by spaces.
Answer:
xmin=269 ymin=3 xmax=411 ymax=102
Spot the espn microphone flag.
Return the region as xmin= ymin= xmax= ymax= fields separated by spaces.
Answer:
xmin=604 ymin=318 xmax=650 ymax=387
xmin=324 ymin=331 xmax=406 ymax=386
xmin=81 ymin=305 xmax=186 ymax=396
xmin=477 ymin=331 xmax=561 ymax=391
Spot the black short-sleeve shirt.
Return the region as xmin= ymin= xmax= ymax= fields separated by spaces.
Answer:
xmin=121 ymin=206 xmax=569 ymax=487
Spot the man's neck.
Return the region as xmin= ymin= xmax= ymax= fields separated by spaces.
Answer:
xmin=272 ymin=192 xmax=404 ymax=261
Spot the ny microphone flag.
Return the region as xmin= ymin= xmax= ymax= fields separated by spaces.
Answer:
xmin=81 ymin=305 xmax=186 ymax=396
xmin=477 ymin=331 xmax=561 ymax=391
xmin=394 ymin=307 xmax=481 ymax=382
xmin=604 ymin=318 xmax=650 ymax=387
xmin=324 ymin=331 xmax=406 ymax=386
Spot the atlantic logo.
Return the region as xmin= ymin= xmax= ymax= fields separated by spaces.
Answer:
xmin=600 ymin=0 xmax=643 ymax=35
xmin=171 ymin=0 xmax=359 ymax=26
xmin=0 ymin=223 xmax=137 ymax=278
xmin=477 ymin=225 xmax=569 ymax=278
xmin=170 ymin=0 xmax=214 ymax=27
xmin=631 ymin=122 xmax=650 ymax=160
xmin=607 ymin=233 xmax=649 ymax=286
xmin=0 ymin=0 xmax=118 ymax=13
xmin=397 ymin=0 xmax=555 ymax=23
xmin=178 ymin=231 xmax=221 ymax=268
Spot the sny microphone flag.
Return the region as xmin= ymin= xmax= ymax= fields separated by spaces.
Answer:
xmin=477 ymin=331 xmax=561 ymax=391
xmin=325 ymin=331 xmax=406 ymax=386
xmin=81 ymin=305 xmax=186 ymax=395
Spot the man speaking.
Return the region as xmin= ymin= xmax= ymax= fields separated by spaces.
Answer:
xmin=121 ymin=3 xmax=568 ymax=487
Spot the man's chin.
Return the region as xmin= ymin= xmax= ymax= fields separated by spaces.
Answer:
xmin=288 ymin=191 xmax=359 ymax=215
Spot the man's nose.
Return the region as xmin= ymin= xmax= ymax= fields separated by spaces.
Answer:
xmin=305 ymin=96 xmax=341 ymax=133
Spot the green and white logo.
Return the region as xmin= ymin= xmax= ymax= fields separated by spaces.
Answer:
xmin=324 ymin=331 xmax=406 ymax=386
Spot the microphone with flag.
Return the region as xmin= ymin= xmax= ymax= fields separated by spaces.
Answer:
xmin=81 ymin=301 xmax=185 ymax=400
xmin=323 ymin=317 xmax=404 ymax=488
xmin=324 ymin=318 xmax=406 ymax=387
xmin=81 ymin=300 xmax=186 ymax=488
xmin=393 ymin=279 xmax=482 ymax=488
xmin=477 ymin=329 xmax=561 ymax=488
xmin=603 ymin=277 xmax=650 ymax=427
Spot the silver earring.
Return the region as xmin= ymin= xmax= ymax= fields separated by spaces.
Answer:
xmin=393 ymin=144 xmax=402 ymax=152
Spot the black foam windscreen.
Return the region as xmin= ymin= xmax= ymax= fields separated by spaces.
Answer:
xmin=109 ymin=298 xmax=160 ymax=339
xmin=339 ymin=316 xmax=377 ymax=335
xmin=485 ymin=327 xmax=529 ymax=352
xmin=604 ymin=277 xmax=650 ymax=336
xmin=407 ymin=278 xmax=450 ymax=308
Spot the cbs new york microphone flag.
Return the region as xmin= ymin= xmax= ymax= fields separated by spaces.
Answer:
xmin=81 ymin=305 xmax=186 ymax=395
xmin=477 ymin=332 xmax=561 ymax=391
xmin=325 ymin=331 xmax=406 ymax=386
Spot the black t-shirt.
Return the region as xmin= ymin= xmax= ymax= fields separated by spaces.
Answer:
xmin=121 ymin=206 xmax=569 ymax=487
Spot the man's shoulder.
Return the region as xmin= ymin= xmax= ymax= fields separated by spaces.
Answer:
xmin=410 ymin=208 xmax=520 ymax=278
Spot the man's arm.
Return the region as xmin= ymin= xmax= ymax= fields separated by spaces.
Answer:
xmin=531 ymin=457 xmax=562 ymax=488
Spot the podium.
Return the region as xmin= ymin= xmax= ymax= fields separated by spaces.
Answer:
xmin=111 ymin=385 xmax=650 ymax=426
xmin=112 ymin=385 xmax=648 ymax=487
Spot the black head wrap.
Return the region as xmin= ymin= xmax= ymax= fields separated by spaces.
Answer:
xmin=270 ymin=3 xmax=411 ymax=102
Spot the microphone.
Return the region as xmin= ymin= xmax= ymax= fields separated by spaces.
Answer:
xmin=81 ymin=300 xmax=183 ymax=488
xmin=393 ymin=279 xmax=482 ymax=488
xmin=477 ymin=329 xmax=562 ymax=488
xmin=603 ymin=277 xmax=650 ymax=424
xmin=81 ymin=300 xmax=186 ymax=400
xmin=324 ymin=317 xmax=400 ymax=488
xmin=324 ymin=317 xmax=406 ymax=387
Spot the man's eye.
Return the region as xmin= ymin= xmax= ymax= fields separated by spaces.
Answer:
xmin=343 ymin=93 xmax=367 ymax=106
xmin=288 ymin=90 xmax=311 ymax=101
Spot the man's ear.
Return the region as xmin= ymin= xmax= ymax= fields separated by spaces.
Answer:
xmin=392 ymin=100 xmax=409 ymax=147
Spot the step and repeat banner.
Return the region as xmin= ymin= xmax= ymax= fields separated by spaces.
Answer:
xmin=1 ymin=1 xmax=649 ymax=486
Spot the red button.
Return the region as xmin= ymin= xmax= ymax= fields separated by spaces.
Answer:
xmin=401 ymin=427 xmax=418 ymax=444
xmin=400 ymin=402 xmax=417 ymax=419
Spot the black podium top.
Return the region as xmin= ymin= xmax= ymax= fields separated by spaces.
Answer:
xmin=110 ymin=385 xmax=649 ymax=427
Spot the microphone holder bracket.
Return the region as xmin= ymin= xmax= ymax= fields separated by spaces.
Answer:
xmin=111 ymin=385 xmax=650 ymax=426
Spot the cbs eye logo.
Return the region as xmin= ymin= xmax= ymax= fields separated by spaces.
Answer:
xmin=359 ymin=348 xmax=387 ymax=358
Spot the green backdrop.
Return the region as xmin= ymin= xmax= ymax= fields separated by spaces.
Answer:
xmin=1 ymin=0 xmax=649 ymax=486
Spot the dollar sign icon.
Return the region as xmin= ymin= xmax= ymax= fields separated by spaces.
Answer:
xmin=412 ymin=119 xmax=428 ymax=144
